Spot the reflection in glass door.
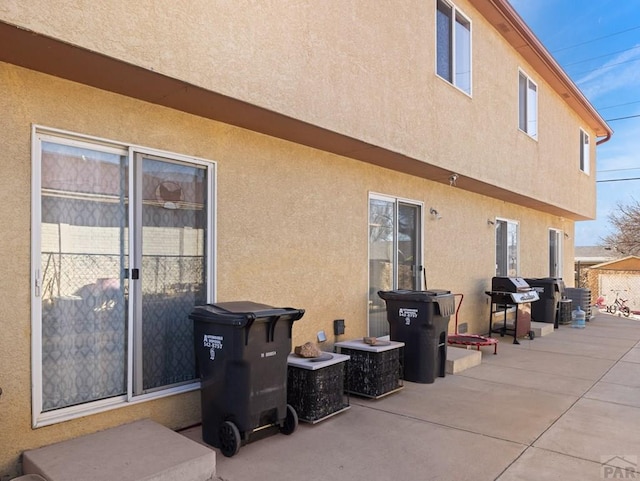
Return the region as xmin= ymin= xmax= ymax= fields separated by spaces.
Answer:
xmin=495 ymin=219 xmax=519 ymax=277
xmin=133 ymin=155 xmax=208 ymax=394
xmin=368 ymin=195 xmax=422 ymax=337
xmin=549 ymin=229 xmax=562 ymax=278
xmin=35 ymin=131 xmax=214 ymax=419
xmin=39 ymin=140 xmax=129 ymax=411
xmin=398 ymin=203 xmax=421 ymax=290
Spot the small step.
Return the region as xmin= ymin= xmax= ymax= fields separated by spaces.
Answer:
xmin=531 ymin=321 xmax=554 ymax=337
xmin=446 ymin=346 xmax=482 ymax=374
xmin=22 ymin=419 xmax=216 ymax=481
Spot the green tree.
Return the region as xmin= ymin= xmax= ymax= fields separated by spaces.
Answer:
xmin=603 ymin=198 xmax=640 ymax=256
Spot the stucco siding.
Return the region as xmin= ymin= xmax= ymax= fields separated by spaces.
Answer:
xmin=0 ymin=62 xmax=576 ymax=476
xmin=1 ymin=0 xmax=597 ymax=218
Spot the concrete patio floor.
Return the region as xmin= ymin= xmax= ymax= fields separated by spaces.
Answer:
xmin=181 ymin=310 xmax=640 ymax=481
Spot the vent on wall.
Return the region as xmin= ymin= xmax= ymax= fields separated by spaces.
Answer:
xmin=496 ymin=23 xmax=511 ymax=33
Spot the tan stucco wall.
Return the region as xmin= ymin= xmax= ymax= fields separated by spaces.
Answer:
xmin=0 ymin=59 xmax=576 ymax=476
xmin=0 ymin=0 xmax=597 ymax=219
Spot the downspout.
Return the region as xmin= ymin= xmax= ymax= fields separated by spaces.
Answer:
xmin=596 ymin=131 xmax=612 ymax=146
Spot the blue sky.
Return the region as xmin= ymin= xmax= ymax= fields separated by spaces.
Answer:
xmin=510 ymin=1 xmax=640 ymax=247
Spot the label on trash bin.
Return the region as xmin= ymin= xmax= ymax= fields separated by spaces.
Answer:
xmin=399 ymin=307 xmax=418 ymax=326
xmin=203 ymin=334 xmax=223 ymax=360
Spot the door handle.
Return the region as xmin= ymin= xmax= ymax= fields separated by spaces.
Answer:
xmin=125 ymin=268 xmax=140 ymax=280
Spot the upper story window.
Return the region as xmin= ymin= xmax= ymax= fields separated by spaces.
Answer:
xmin=580 ymin=129 xmax=590 ymax=174
xmin=518 ymin=70 xmax=538 ymax=138
xmin=436 ymin=0 xmax=472 ymax=95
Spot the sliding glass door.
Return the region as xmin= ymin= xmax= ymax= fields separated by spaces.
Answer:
xmin=368 ymin=194 xmax=422 ymax=337
xmin=39 ymin=140 xmax=129 ymax=411
xmin=133 ymin=154 xmax=208 ymax=394
xmin=34 ymin=130 xmax=213 ymax=420
xmin=549 ymin=229 xmax=562 ymax=278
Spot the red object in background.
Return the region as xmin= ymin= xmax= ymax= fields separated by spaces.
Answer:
xmin=448 ymin=293 xmax=498 ymax=355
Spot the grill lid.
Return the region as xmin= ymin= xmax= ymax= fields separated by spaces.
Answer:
xmin=491 ymin=277 xmax=531 ymax=293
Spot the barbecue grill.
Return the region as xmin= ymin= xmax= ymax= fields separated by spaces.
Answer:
xmin=485 ymin=277 xmax=539 ymax=344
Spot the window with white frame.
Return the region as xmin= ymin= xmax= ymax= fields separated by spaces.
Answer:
xmin=495 ymin=219 xmax=519 ymax=277
xmin=32 ymin=127 xmax=215 ymax=426
xmin=580 ymin=129 xmax=590 ymax=174
xmin=436 ymin=0 xmax=472 ymax=95
xmin=518 ymin=70 xmax=538 ymax=138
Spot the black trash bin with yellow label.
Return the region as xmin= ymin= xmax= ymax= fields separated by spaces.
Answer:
xmin=190 ymin=301 xmax=304 ymax=457
xmin=378 ymin=289 xmax=455 ymax=384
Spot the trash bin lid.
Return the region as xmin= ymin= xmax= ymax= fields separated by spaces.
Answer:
xmin=377 ymin=289 xmax=452 ymax=302
xmin=377 ymin=289 xmax=456 ymax=317
xmin=523 ymin=277 xmax=562 ymax=289
xmin=189 ymin=301 xmax=304 ymax=327
xmin=214 ymin=301 xmax=285 ymax=315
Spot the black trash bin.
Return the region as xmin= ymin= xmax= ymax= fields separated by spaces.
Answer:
xmin=524 ymin=278 xmax=563 ymax=328
xmin=377 ymin=289 xmax=455 ymax=384
xmin=190 ymin=301 xmax=305 ymax=457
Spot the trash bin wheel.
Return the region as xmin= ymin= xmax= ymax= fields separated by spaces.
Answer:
xmin=219 ymin=421 xmax=241 ymax=457
xmin=279 ymin=404 xmax=298 ymax=435
xmin=529 ymin=330 xmax=535 ymax=340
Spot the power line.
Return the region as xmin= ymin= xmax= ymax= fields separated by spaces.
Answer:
xmin=551 ymin=24 xmax=640 ymax=53
xmin=605 ymin=114 xmax=640 ymax=122
xmin=572 ymin=56 xmax=640 ymax=77
xmin=564 ymin=44 xmax=640 ymax=67
xmin=598 ymin=167 xmax=640 ymax=173
xmin=597 ymin=177 xmax=640 ymax=183
xmin=598 ymin=99 xmax=640 ymax=111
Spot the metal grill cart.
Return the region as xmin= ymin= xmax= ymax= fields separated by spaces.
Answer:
xmin=286 ymin=352 xmax=351 ymax=424
xmin=190 ymin=301 xmax=305 ymax=457
xmin=448 ymin=293 xmax=498 ymax=354
xmin=334 ymin=339 xmax=404 ymax=399
xmin=486 ymin=277 xmax=539 ymax=345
